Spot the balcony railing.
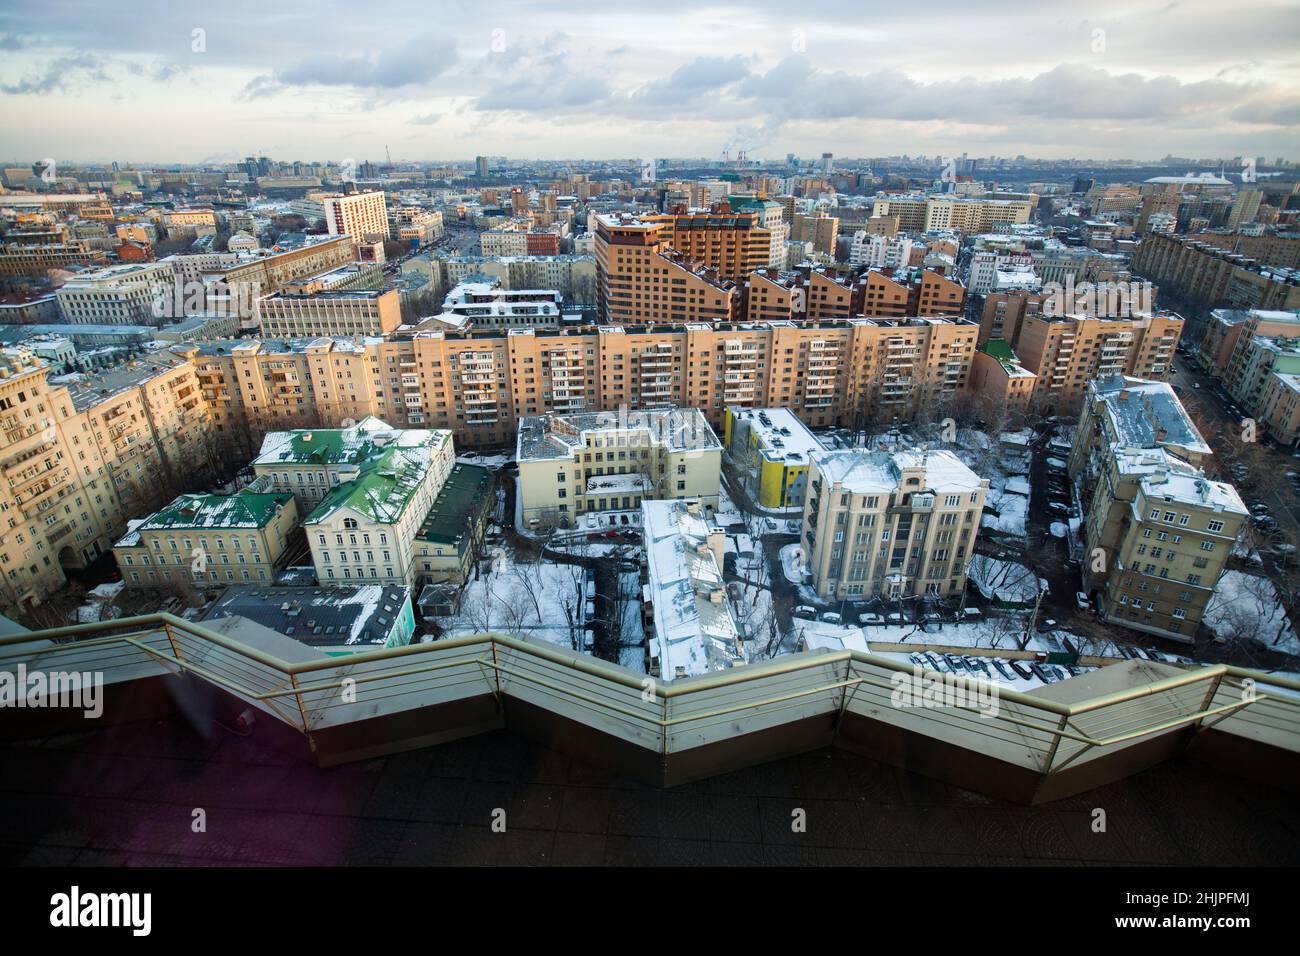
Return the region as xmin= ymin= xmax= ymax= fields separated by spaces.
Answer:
xmin=2 ymin=614 xmax=1296 ymax=800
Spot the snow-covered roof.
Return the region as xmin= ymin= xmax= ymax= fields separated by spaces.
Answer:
xmin=1091 ymin=376 xmax=1212 ymax=457
xmin=641 ymin=499 xmax=741 ymax=680
xmin=1139 ymin=471 xmax=1247 ymax=516
xmin=727 ymin=406 xmax=825 ymax=463
xmin=810 ymin=448 xmax=985 ymax=495
xmin=517 ymin=407 xmax=719 ymax=462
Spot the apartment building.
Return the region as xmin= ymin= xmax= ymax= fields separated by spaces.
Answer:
xmin=173 ymin=235 xmax=357 ymax=332
xmin=55 ymin=262 xmax=174 ymax=326
xmin=790 ymin=213 xmax=839 ymax=256
xmin=1195 ymin=308 xmax=1300 ymax=377
xmin=0 ymin=237 xmax=104 ymax=277
xmin=257 ymin=288 xmax=402 ymax=338
xmin=516 ymin=407 xmax=721 ymax=528
xmin=657 ymin=206 xmax=773 ymax=282
xmin=850 ymin=233 xmax=913 ymax=270
xmin=1070 ymin=379 xmax=1243 ymax=641
xmin=870 ymin=195 xmax=1032 ymax=234
xmin=437 ymin=281 xmax=566 ymax=328
xmin=593 ymin=213 xmax=739 ymax=324
xmin=1132 ymin=233 xmax=1300 ymax=312
xmin=1070 ymin=376 xmax=1214 ymax=475
xmin=1221 ymin=331 xmax=1300 ymax=413
xmin=641 ymin=497 xmax=743 ymax=680
xmin=801 ymin=448 xmax=988 ymax=600
xmin=998 ymin=309 xmax=1183 ymax=416
xmin=190 ymin=316 xmax=981 ymax=456
xmin=723 ymin=406 xmax=825 ymax=509
xmin=724 ymin=196 xmax=789 ymax=268
xmin=112 ymin=489 xmax=298 ymax=589
xmin=439 ymin=254 xmax=596 ymax=302
xmin=1257 ymin=372 xmax=1300 ymax=446
xmin=324 ymin=191 xmax=391 ymax=241
xmin=0 ymin=345 xmax=214 ymax=609
xmin=1185 ymin=231 xmax=1300 ymax=271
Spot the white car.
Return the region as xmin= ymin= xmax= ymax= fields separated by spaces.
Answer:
xmin=1075 ymin=591 xmax=1091 ymax=611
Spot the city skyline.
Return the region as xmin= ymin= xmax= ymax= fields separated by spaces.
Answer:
xmin=1 ymin=0 xmax=1298 ymax=163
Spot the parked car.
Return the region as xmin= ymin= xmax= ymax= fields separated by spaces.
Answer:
xmin=1009 ymin=661 xmax=1034 ymax=680
xmin=859 ymin=613 xmax=885 ymax=625
xmin=963 ymin=656 xmax=989 ymax=677
xmin=944 ymin=654 xmax=967 ymax=673
xmin=1030 ymin=663 xmax=1057 ymax=684
xmin=991 ymin=660 xmax=1017 ymax=682
xmin=819 ymin=612 xmax=843 ymax=625
xmin=793 ymin=605 xmax=817 ymax=620
xmin=1075 ymin=591 xmax=1091 ymax=611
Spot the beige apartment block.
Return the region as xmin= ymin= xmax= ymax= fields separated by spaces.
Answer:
xmin=189 ymin=316 xmax=981 ymax=455
xmin=1073 ymin=444 xmax=1245 ymax=641
xmin=1195 ymin=308 xmax=1300 ymax=377
xmin=594 ymin=213 xmax=739 ymax=325
xmin=1010 ymin=311 xmax=1183 ymax=416
xmin=0 ymin=345 xmax=215 ymax=610
xmin=1221 ymin=329 xmax=1300 ymax=414
xmin=870 ymin=195 xmax=1032 ymax=235
xmin=801 ymin=448 xmax=988 ymax=600
xmin=1258 ymin=372 xmax=1300 ymax=446
xmin=113 ymin=489 xmax=298 ymax=589
xmin=257 ymin=288 xmax=402 ymax=338
xmin=516 ymin=407 xmax=721 ymax=529
xmin=324 ymin=190 xmax=391 ymax=242
xmin=1068 ymin=376 xmax=1248 ymax=640
xmin=1069 ymin=376 xmax=1214 ymax=478
xmin=1132 ymin=234 xmax=1300 ymax=313
xmin=55 ymin=261 xmax=175 ymax=325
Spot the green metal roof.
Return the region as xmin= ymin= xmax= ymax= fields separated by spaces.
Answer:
xmin=135 ymin=490 xmax=293 ymax=532
xmin=980 ymin=338 xmax=1017 ymax=362
xmin=419 ymin=464 xmax=492 ymax=550
xmin=303 ymin=446 xmax=430 ymax=526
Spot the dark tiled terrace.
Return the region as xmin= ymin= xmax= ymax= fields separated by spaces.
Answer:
xmin=2 ymin=719 xmax=1298 ymax=866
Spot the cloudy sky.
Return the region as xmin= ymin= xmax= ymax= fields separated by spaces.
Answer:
xmin=1 ymin=0 xmax=1297 ymax=164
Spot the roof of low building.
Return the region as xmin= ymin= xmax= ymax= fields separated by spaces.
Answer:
xmin=116 ymin=490 xmax=292 ymax=544
xmin=202 ymin=584 xmax=411 ymax=647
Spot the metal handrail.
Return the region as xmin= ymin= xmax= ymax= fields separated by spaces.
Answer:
xmin=2 ymin=613 xmax=1297 ymax=765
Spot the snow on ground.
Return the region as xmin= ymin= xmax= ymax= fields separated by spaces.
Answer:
xmin=981 ymin=488 xmax=1028 ymax=538
xmin=968 ymin=554 xmax=1043 ymax=604
xmin=1205 ymin=570 xmax=1300 ymax=655
xmin=440 ymin=546 xmax=587 ymax=648
xmin=779 ymin=542 xmax=807 ymax=586
xmin=457 ymin=452 xmax=510 ymax=468
xmin=714 ymin=487 xmax=744 ymax=526
xmin=1005 ymin=476 xmax=1031 ymax=496
xmin=861 ymin=618 xmax=1073 ymax=654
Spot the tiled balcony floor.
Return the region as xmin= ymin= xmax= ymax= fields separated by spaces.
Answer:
xmin=2 ymin=718 xmax=1297 ymax=866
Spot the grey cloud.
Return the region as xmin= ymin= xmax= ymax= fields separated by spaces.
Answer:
xmin=238 ymin=34 xmax=457 ymax=100
xmin=1 ymin=52 xmax=109 ymax=94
